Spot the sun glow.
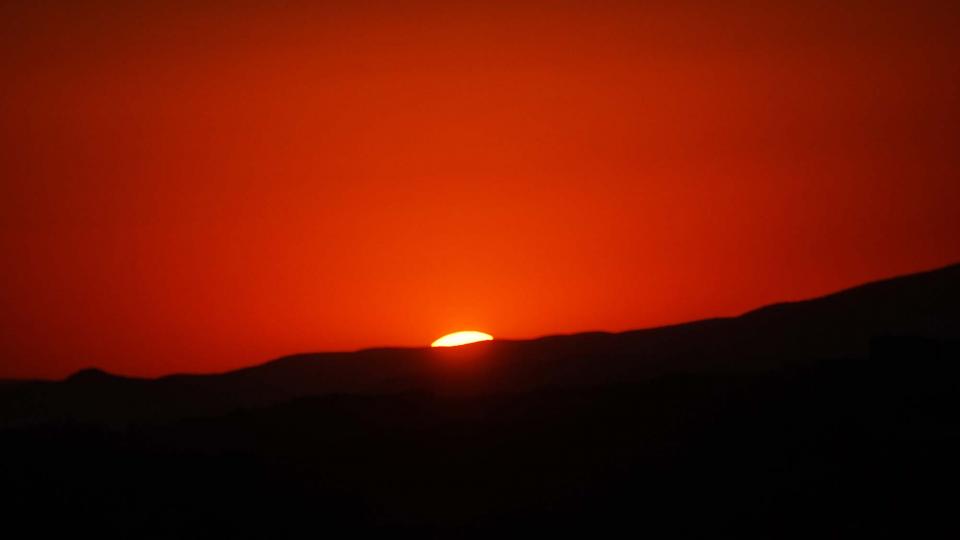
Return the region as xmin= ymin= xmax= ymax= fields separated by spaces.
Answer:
xmin=431 ymin=331 xmax=494 ymax=348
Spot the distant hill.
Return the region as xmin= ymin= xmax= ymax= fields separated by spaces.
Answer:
xmin=1 ymin=262 xmax=957 ymax=426
xmin=2 ymin=263 xmax=958 ymax=537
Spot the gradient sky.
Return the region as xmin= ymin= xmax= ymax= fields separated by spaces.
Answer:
xmin=2 ymin=0 xmax=959 ymax=378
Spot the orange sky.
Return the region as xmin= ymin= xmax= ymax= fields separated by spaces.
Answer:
xmin=1 ymin=1 xmax=959 ymax=378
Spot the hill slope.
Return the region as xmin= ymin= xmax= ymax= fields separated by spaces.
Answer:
xmin=1 ymin=263 xmax=958 ymax=537
xmin=1 ymin=262 xmax=957 ymax=425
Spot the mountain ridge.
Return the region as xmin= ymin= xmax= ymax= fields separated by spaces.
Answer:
xmin=0 ymin=261 xmax=957 ymax=426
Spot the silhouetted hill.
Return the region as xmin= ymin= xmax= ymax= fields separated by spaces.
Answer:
xmin=2 ymin=339 xmax=957 ymax=537
xmin=65 ymin=367 xmax=125 ymax=382
xmin=1 ymin=263 xmax=958 ymax=537
xmin=1 ymin=262 xmax=958 ymax=426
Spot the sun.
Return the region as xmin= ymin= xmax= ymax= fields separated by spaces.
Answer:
xmin=431 ymin=331 xmax=494 ymax=348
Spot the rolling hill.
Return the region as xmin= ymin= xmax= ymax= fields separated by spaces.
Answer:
xmin=1 ymin=262 xmax=957 ymax=425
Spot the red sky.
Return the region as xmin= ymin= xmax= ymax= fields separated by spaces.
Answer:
xmin=1 ymin=1 xmax=959 ymax=379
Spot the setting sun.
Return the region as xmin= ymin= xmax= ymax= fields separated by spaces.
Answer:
xmin=431 ymin=331 xmax=494 ymax=348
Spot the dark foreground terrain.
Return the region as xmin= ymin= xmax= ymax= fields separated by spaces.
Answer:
xmin=2 ymin=264 xmax=959 ymax=537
